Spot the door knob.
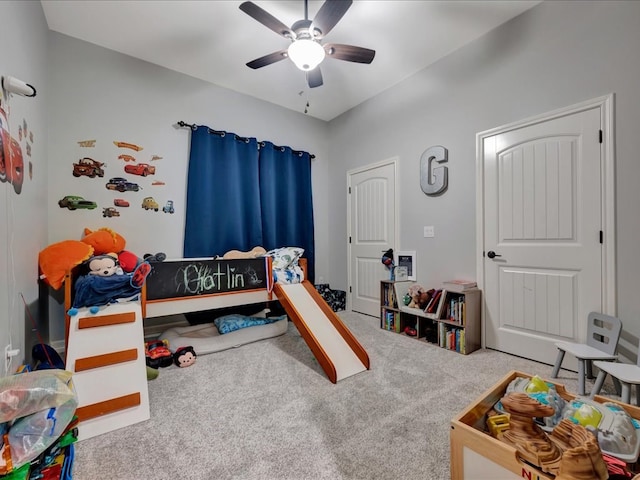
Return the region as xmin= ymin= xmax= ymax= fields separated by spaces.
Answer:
xmin=487 ymin=250 xmax=502 ymax=259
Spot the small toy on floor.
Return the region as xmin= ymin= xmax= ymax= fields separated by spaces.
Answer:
xmin=173 ymin=346 xmax=196 ymax=368
xmin=145 ymin=339 xmax=173 ymax=368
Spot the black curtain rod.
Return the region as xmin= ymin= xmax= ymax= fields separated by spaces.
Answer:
xmin=176 ymin=120 xmax=315 ymax=159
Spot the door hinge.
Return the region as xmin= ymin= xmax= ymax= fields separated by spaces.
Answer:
xmin=600 ymin=230 xmax=603 ymax=244
xmin=349 ymin=236 xmax=351 ymax=244
xmin=349 ymin=286 xmax=352 ymax=293
xmin=348 ymin=186 xmax=351 ymax=194
xmin=599 ymin=130 xmax=603 ymax=143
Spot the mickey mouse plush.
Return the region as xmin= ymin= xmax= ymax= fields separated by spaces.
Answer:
xmin=87 ymin=253 xmax=123 ymax=277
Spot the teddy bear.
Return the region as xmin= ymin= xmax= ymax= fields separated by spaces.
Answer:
xmin=407 ymin=284 xmax=434 ymax=310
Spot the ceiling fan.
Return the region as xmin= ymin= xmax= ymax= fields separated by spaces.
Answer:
xmin=239 ymin=0 xmax=375 ymax=88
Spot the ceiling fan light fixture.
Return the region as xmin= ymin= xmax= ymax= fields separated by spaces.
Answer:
xmin=287 ymin=39 xmax=325 ymax=71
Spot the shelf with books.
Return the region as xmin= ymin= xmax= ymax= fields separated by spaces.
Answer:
xmin=379 ymin=281 xmax=481 ymax=354
xmin=379 ymin=280 xmax=410 ymax=333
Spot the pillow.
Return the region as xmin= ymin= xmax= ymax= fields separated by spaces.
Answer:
xmin=214 ymin=314 xmax=286 ymax=335
xmin=38 ymin=240 xmax=94 ymax=290
xmin=265 ymin=247 xmax=304 ymax=270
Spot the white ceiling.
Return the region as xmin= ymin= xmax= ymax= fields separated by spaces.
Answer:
xmin=40 ymin=0 xmax=540 ymax=121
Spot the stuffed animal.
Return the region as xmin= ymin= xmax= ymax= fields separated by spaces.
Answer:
xmin=173 ymin=346 xmax=196 ymax=368
xmin=407 ymin=284 xmax=424 ymax=308
xmin=87 ymin=253 xmax=123 ymax=277
xmin=81 ymin=227 xmax=126 ymax=255
xmin=407 ymin=284 xmax=434 ymax=309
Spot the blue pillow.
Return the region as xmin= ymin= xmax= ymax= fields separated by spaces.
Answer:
xmin=214 ymin=314 xmax=286 ymax=335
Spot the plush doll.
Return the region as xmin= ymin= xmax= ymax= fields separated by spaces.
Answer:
xmin=69 ymin=254 xmax=152 ymax=314
xmin=81 ymin=227 xmax=126 ymax=255
xmin=173 ymin=346 xmax=196 ymax=368
xmin=407 ymin=284 xmax=425 ymax=308
xmin=87 ymin=253 xmax=123 ymax=277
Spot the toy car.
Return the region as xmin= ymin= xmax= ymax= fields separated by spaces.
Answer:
xmin=72 ymin=157 xmax=105 ymax=178
xmin=124 ymin=163 xmax=156 ymax=176
xmin=113 ymin=198 xmax=130 ymax=207
xmin=145 ymin=339 xmax=173 ymax=368
xmin=102 ymin=207 xmax=120 ymax=217
xmin=142 ymin=196 xmax=159 ymax=211
xmin=106 ymin=177 xmax=140 ymax=192
xmin=162 ymin=200 xmax=174 ymax=214
xmin=0 ymin=106 xmax=24 ymax=193
xmin=58 ymin=195 xmax=97 ymax=210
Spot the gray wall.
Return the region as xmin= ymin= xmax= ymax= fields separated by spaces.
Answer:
xmin=0 ymin=1 xmax=49 ymax=373
xmin=328 ymin=1 xmax=640 ymax=352
xmin=45 ymin=32 xmax=330 ymax=342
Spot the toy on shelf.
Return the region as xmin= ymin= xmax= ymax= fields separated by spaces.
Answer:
xmin=381 ymin=248 xmax=394 ymax=280
xmin=406 ymin=284 xmax=432 ymax=310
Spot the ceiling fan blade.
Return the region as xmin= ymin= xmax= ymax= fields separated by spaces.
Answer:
xmin=246 ymin=50 xmax=289 ymax=69
xmin=324 ymin=44 xmax=375 ymax=64
xmin=311 ymin=0 xmax=353 ymax=38
xmin=239 ymin=1 xmax=293 ymax=39
xmin=306 ymin=67 xmax=323 ymax=88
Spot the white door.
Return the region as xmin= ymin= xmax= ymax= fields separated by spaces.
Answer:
xmin=482 ymin=105 xmax=609 ymax=365
xmin=348 ymin=160 xmax=398 ymax=316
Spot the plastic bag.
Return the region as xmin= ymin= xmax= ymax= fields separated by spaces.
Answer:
xmin=4 ymin=397 xmax=77 ymax=472
xmin=0 ymin=369 xmax=74 ymax=424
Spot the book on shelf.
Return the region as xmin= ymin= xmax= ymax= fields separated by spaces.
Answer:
xmin=442 ymin=279 xmax=477 ymax=293
xmin=434 ymin=289 xmax=447 ymax=319
xmin=424 ymin=289 xmax=442 ymax=314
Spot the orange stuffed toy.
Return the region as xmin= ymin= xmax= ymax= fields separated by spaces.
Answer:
xmin=81 ymin=227 xmax=126 ymax=255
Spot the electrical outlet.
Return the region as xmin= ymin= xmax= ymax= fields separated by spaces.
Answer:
xmin=424 ymin=225 xmax=435 ymax=238
xmin=4 ymin=344 xmax=11 ymax=374
xmin=4 ymin=344 xmax=20 ymax=374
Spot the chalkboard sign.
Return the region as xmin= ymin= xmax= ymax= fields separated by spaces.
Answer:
xmin=145 ymin=258 xmax=269 ymax=301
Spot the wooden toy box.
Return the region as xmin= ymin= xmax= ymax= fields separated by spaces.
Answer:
xmin=450 ymin=370 xmax=640 ymax=480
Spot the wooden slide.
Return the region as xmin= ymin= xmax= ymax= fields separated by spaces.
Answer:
xmin=273 ymin=281 xmax=370 ymax=383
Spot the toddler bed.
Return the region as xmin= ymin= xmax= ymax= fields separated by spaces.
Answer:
xmin=147 ymin=248 xmax=306 ymax=354
xmin=62 ymin=247 xmax=306 ymax=356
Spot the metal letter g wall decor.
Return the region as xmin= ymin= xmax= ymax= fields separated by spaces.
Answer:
xmin=420 ymin=145 xmax=448 ymax=196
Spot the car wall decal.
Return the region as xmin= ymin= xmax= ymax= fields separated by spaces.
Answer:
xmin=118 ymin=154 xmax=136 ymax=162
xmin=113 ymin=141 xmax=143 ymax=151
xmin=141 ymin=196 xmax=159 ymax=211
xmin=163 ymin=200 xmax=175 ymax=214
xmin=102 ymin=207 xmax=120 ymax=218
xmin=72 ymin=157 xmax=105 ymax=178
xmin=58 ymin=195 xmax=98 ymax=210
xmin=124 ymin=163 xmax=155 ymax=176
xmin=0 ymin=104 xmax=26 ymax=194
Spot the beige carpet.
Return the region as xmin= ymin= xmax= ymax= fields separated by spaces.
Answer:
xmin=72 ymin=311 xmax=607 ymax=480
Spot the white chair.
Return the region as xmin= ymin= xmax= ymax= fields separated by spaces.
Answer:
xmin=551 ymin=312 xmax=622 ymax=396
xmin=590 ymin=354 xmax=640 ymax=405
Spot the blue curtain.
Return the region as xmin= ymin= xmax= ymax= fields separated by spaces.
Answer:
xmin=184 ymin=128 xmax=315 ymax=282
xmin=184 ymin=127 xmax=262 ymax=258
xmin=259 ymin=141 xmax=315 ymax=283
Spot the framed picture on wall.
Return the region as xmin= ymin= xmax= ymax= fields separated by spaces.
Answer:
xmin=396 ymin=251 xmax=416 ymax=281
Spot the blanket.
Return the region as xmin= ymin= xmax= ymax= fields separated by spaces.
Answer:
xmin=72 ymin=274 xmax=141 ymax=308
